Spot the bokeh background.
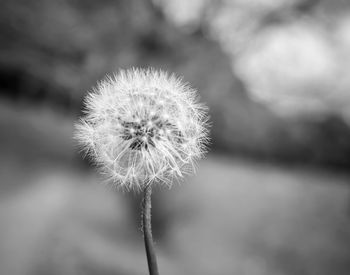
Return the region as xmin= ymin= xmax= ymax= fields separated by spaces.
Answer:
xmin=1 ymin=0 xmax=350 ymax=274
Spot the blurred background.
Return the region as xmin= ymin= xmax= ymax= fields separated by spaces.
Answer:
xmin=1 ymin=0 xmax=350 ymax=274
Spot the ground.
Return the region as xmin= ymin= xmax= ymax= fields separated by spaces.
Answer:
xmin=0 ymin=102 xmax=349 ymax=275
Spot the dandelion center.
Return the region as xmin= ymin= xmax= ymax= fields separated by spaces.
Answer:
xmin=120 ymin=113 xmax=183 ymax=151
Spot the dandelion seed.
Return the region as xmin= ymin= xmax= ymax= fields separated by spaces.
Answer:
xmin=75 ymin=68 xmax=209 ymax=191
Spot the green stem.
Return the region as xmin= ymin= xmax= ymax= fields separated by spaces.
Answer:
xmin=142 ymin=184 xmax=159 ymax=275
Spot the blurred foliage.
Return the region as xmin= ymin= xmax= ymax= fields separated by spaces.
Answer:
xmin=159 ymin=0 xmax=350 ymax=118
xmin=0 ymin=0 xmax=350 ymax=168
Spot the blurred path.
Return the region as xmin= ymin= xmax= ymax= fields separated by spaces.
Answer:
xmin=161 ymin=156 xmax=350 ymax=275
xmin=0 ymin=155 xmax=349 ymax=275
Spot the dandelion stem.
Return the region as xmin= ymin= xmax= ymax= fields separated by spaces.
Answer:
xmin=142 ymin=184 xmax=159 ymax=275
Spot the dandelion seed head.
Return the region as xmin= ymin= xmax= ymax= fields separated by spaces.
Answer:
xmin=75 ymin=68 xmax=209 ymax=191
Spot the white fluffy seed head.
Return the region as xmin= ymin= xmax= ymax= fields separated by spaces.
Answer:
xmin=75 ymin=68 xmax=209 ymax=191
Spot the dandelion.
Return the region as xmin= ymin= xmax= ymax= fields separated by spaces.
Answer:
xmin=75 ymin=68 xmax=209 ymax=275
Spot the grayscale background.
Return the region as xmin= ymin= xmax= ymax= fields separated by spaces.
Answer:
xmin=1 ymin=0 xmax=350 ymax=274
